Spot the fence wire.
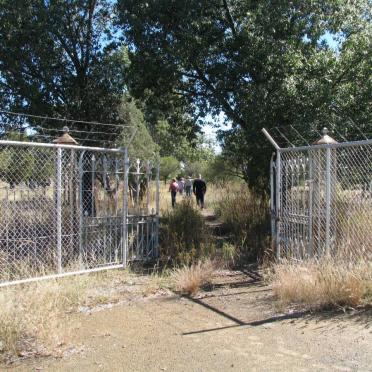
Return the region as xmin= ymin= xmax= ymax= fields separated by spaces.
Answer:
xmin=272 ymin=139 xmax=372 ymax=262
xmin=0 ymin=141 xmax=159 ymax=285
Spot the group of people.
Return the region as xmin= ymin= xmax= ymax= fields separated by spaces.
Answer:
xmin=169 ymin=175 xmax=207 ymax=209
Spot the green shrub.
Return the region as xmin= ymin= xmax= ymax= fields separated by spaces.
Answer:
xmin=160 ymin=199 xmax=214 ymax=265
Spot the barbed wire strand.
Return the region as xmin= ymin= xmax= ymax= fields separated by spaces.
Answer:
xmin=0 ymin=110 xmax=133 ymax=129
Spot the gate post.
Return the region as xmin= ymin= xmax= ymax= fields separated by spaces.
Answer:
xmin=122 ymin=148 xmax=129 ymax=267
xmin=270 ymin=153 xmax=276 ymax=250
xmin=275 ymin=151 xmax=281 ymax=260
xmin=307 ymin=151 xmax=314 ymax=257
xmin=325 ymin=147 xmax=331 ymax=255
xmin=56 ymin=147 xmax=62 ymax=274
xmin=155 ymin=163 xmax=160 ymax=255
xmin=53 ymin=127 xmax=78 ymax=273
xmin=315 ymin=128 xmax=337 ymax=256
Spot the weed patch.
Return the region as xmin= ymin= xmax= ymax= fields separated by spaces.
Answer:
xmin=271 ymin=259 xmax=372 ymax=310
xmin=171 ymin=259 xmax=215 ymax=296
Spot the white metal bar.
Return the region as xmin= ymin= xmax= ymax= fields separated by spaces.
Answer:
xmin=270 ymin=153 xmax=276 ymax=247
xmin=56 ymin=148 xmax=63 ymax=274
xmin=262 ymin=128 xmax=281 ymax=150
xmin=325 ymin=147 xmax=331 ymax=255
xmin=122 ymin=148 xmax=129 ymax=267
xmin=0 ymin=139 xmax=126 ymax=153
xmin=307 ymin=153 xmax=314 ymax=257
xmin=0 ymin=265 xmax=125 ymax=288
xmin=275 ymin=151 xmax=282 ymax=260
xmin=278 ymin=138 xmax=372 ymax=153
xmin=78 ymin=151 xmax=85 ymax=264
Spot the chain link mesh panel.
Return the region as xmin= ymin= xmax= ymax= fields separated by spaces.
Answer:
xmin=275 ymin=140 xmax=372 ymax=262
xmin=0 ymin=142 xmax=160 ymax=285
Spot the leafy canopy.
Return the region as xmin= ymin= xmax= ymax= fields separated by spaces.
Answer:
xmin=0 ymin=0 xmax=127 ymax=145
xmin=117 ymin=0 xmax=372 ymax=188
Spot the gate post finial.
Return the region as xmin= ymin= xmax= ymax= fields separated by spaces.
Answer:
xmin=53 ymin=126 xmax=78 ymax=145
xmin=315 ymin=127 xmax=338 ymax=145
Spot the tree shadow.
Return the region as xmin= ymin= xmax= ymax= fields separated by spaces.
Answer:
xmin=182 ymin=294 xmax=309 ymax=335
xmin=181 ymin=265 xmax=372 ymax=335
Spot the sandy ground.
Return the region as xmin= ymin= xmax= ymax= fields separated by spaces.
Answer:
xmin=5 ymin=269 xmax=372 ymax=372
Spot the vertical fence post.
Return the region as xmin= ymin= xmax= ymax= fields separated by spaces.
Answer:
xmin=270 ymin=153 xmax=276 ymax=248
xmin=56 ymin=147 xmax=63 ymax=274
xmin=122 ymin=148 xmax=129 ymax=267
xmin=78 ymin=151 xmax=85 ymax=266
xmin=307 ymin=151 xmax=313 ymax=257
xmin=325 ymin=147 xmax=331 ymax=255
xmin=155 ymin=163 xmax=160 ymax=255
xmin=275 ymin=151 xmax=281 ymax=260
xmin=91 ymin=154 xmax=96 ymax=217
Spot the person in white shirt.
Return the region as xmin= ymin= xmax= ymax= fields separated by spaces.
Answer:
xmin=185 ymin=176 xmax=193 ymax=197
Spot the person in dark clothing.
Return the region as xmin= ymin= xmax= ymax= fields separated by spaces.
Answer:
xmin=193 ymin=174 xmax=207 ymax=209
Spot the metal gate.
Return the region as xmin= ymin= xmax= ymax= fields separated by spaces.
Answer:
xmin=270 ymin=150 xmax=312 ymax=259
xmin=265 ymin=128 xmax=372 ymax=262
xmin=0 ymin=140 xmax=160 ymax=286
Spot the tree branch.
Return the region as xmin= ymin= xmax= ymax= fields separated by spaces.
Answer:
xmin=192 ymin=64 xmax=246 ymax=127
xmin=222 ymin=0 xmax=237 ymax=39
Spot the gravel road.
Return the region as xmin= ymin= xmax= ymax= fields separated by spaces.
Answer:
xmin=9 ymin=270 xmax=372 ymax=372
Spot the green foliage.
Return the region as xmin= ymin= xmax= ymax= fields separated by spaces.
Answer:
xmin=159 ymin=156 xmax=180 ymax=184
xmin=183 ymin=160 xmax=207 ymax=179
xmin=0 ymin=0 xmax=127 ymax=144
xmin=118 ymin=97 xmax=159 ymax=160
xmin=181 ymin=135 xmax=216 ymax=177
xmin=160 ymin=200 xmax=214 ymax=265
xmin=203 ymin=155 xmax=242 ymax=185
xmin=118 ymin=0 xmax=372 ymax=188
xmin=0 ymin=134 xmax=53 ymax=186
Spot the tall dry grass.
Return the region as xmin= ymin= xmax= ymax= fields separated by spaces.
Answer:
xmin=213 ymin=183 xmax=270 ymax=261
xmin=0 ymin=277 xmax=87 ymax=358
xmin=171 ymin=259 xmax=215 ymax=295
xmin=271 ymin=258 xmax=372 ymax=310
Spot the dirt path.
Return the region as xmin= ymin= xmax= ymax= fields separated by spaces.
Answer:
xmin=8 ymin=270 xmax=372 ymax=372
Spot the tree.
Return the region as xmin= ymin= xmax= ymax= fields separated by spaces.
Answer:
xmin=204 ymin=155 xmax=243 ymax=185
xmin=117 ymin=0 xmax=372 ymax=189
xmin=118 ymin=97 xmax=159 ymax=160
xmin=0 ymin=0 xmax=127 ymax=144
xmin=159 ymin=156 xmax=180 ymax=184
xmin=0 ymin=132 xmax=54 ymax=187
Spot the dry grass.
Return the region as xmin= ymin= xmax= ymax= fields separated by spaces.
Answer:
xmin=213 ymin=183 xmax=270 ymax=261
xmin=0 ymin=276 xmax=88 ymax=358
xmin=271 ymin=258 xmax=372 ymax=310
xmin=0 ymin=268 xmax=167 ymax=361
xmin=171 ymin=259 xmax=215 ymax=296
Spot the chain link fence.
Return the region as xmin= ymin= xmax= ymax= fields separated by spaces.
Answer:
xmin=269 ymin=135 xmax=372 ymax=262
xmin=0 ymin=140 xmax=159 ymax=285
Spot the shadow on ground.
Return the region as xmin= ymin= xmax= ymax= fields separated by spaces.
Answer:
xmin=181 ymin=265 xmax=372 ymax=336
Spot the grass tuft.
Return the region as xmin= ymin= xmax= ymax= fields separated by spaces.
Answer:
xmin=271 ymin=258 xmax=372 ymax=310
xmin=171 ymin=259 xmax=215 ymax=296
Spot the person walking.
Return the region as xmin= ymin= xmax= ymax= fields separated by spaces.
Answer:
xmin=193 ymin=174 xmax=207 ymax=209
xmin=185 ymin=176 xmax=193 ymax=197
xmin=178 ymin=177 xmax=185 ymax=195
xmin=169 ymin=178 xmax=179 ymax=208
